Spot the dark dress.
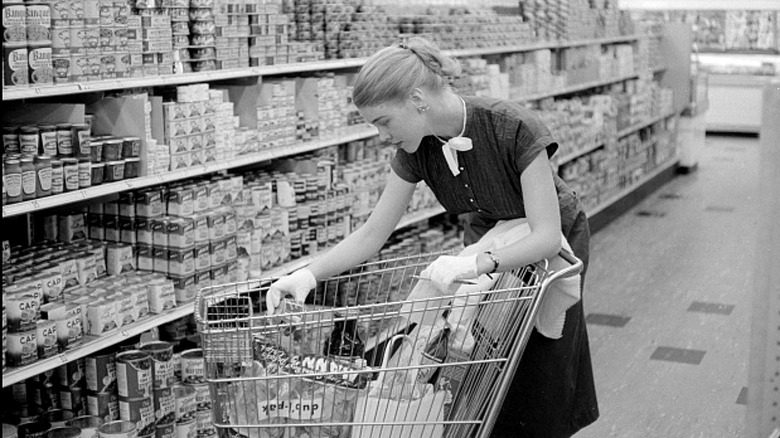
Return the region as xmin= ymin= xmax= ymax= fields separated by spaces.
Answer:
xmin=391 ymin=96 xmax=599 ymax=437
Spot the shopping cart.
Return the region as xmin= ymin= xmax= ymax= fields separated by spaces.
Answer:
xmin=194 ymin=249 xmax=583 ymax=438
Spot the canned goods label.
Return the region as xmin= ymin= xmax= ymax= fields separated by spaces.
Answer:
xmin=83 ymin=26 xmax=99 ymax=51
xmin=86 ymin=352 xmax=117 ymax=393
xmin=175 ymin=420 xmax=196 ymax=438
xmin=88 ymin=392 xmax=120 ymax=423
xmin=7 ymin=292 xmax=41 ymax=332
xmin=180 ymin=350 xmax=205 ymax=384
xmin=140 ymin=342 xmax=174 ymax=388
xmin=148 ymin=280 xmax=176 ymax=314
xmin=118 ymin=397 xmax=155 ymax=436
xmin=56 ymin=311 xmax=84 ymax=350
xmin=172 ymin=386 xmax=196 ymax=423
xmin=58 ymin=358 xmax=86 ymax=388
xmin=153 ymin=387 xmax=175 ymax=424
xmin=195 ymin=409 xmax=215 ymax=437
xmin=155 ymin=423 xmax=174 ymax=438
xmin=189 ymin=383 xmax=210 ymax=412
xmin=2 ymin=4 xmax=27 ymax=43
xmin=26 ymin=4 xmax=52 ymax=42
xmin=7 ymin=330 xmax=38 ymax=366
xmin=4 ymin=43 xmax=28 ymax=86
xmin=116 ymin=350 xmax=153 ymax=398
xmin=29 ymin=43 xmax=53 ymax=84
xmin=59 ymin=387 xmax=86 ymax=414
xmin=37 ymin=319 xmax=59 ymax=359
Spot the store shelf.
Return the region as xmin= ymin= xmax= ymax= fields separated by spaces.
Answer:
xmin=556 ymin=140 xmax=606 ymax=165
xmin=515 ymin=73 xmax=640 ymax=102
xmin=2 ymin=305 xmax=194 ymax=387
xmin=2 ymin=35 xmax=642 ymax=102
xmin=587 ymin=158 xmax=679 ymax=218
xmin=616 ymin=112 xmax=676 ymax=138
xmin=2 ymin=125 xmax=378 ymax=218
xmin=0 ymin=204 xmax=446 ymax=387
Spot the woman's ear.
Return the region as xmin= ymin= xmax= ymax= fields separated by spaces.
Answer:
xmin=409 ymin=88 xmax=426 ymax=109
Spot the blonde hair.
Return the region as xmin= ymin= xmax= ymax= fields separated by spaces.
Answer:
xmin=352 ymin=37 xmax=462 ymax=108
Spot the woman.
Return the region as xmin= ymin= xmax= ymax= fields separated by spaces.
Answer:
xmin=267 ymin=37 xmax=598 ymax=437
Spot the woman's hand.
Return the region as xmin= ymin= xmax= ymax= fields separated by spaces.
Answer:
xmin=420 ymin=254 xmax=479 ymax=293
xmin=265 ymin=268 xmax=317 ymax=315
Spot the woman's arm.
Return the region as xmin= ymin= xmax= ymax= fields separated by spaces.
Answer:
xmin=475 ymin=152 xmax=562 ymax=274
xmin=305 ymin=170 xmax=417 ymax=280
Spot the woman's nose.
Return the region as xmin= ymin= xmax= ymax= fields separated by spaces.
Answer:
xmin=377 ymin=127 xmax=391 ymax=142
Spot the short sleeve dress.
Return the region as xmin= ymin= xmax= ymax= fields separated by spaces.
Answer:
xmin=391 ymin=96 xmax=599 ymax=437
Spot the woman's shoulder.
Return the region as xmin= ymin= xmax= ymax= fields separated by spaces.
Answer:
xmin=465 ymin=95 xmax=550 ymax=136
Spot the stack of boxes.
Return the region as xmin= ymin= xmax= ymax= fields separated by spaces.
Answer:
xmin=256 ymin=78 xmax=297 ymax=150
xmin=163 ymin=84 xmax=219 ymax=171
xmin=137 ymin=11 xmax=174 ymax=76
xmin=165 ymin=0 xmax=191 ymax=74
xmin=187 ymin=0 xmax=216 ymax=72
xmin=213 ymin=0 xmax=250 ymax=70
xmin=337 ymin=4 xmax=394 ymax=59
xmin=315 ymin=74 xmax=350 ymax=137
xmin=248 ymin=2 xmax=294 ymax=66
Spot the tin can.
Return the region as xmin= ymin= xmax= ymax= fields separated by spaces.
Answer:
xmin=39 ymin=411 xmax=75 ymax=429
xmin=55 ymin=309 xmax=84 ymax=352
xmin=51 ymin=54 xmax=70 ymax=83
xmin=171 ymin=386 xmax=195 ymax=423
xmin=58 ymin=357 xmax=86 ymax=388
xmin=3 ymin=424 xmax=18 ymax=438
xmin=187 ymin=383 xmax=210 ymax=412
xmin=97 ymin=421 xmax=135 ymax=438
xmin=179 ymin=349 xmax=204 ymax=385
xmin=139 ymin=341 xmax=174 ymax=388
xmin=152 ymin=387 xmax=175 ymax=424
xmin=116 ymin=350 xmax=153 ymax=399
xmin=87 ymin=392 xmax=120 ymax=423
xmin=153 ymin=423 xmax=173 ymax=438
xmin=29 ymin=381 xmax=61 ymax=411
xmin=174 ymin=420 xmax=195 ymax=438
xmin=195 ymin=410 xmax=214 ymax=437
xmin=2 ymin=3 xmax=27 ymax=44
xmin=28 ymin=41 xmax=53 ymax=85
xmin=3 ymin=42 xmax=28 ymax=87
xmin=56 ymin=124 xmax=73 ymax=157
xmin=7 ymin=291 xmax=41 ymax=332
xmin=118 ymin=397 xmax=154 ymax=436
xmin=121 ymin=137 xmax=140 ymax=158
xmin=86 ymin=350 xmax=117 ymax=393
xmin=52 ymin=25 xmax=70 ymax=54
xmin=45 ymin=427 xmax=80 ymax=438
xmin=25 ymin=3 xmax=51 ymax=42
xmin=72 ymin=124 xmax=91 ymax=157
xmin=7 ymin=330 xmax=38 ymax=366
xmin=17 ymin=405 xmax=46 ymax=425
xmin=36 ymin=319 xmax=58 ymax=359
xmin=19 ymin=126 xmax=40 ymax=155
xmin=17 ymin=421 xmax=51 ymax=438
xmin=66 ymin=416 xmax=103 ymax=438
xmin=59 ymin=386 xmax=87 ymax=415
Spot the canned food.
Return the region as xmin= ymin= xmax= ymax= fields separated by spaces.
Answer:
xmin=28 ymin=41 xmax=53 ymax=85
xmin=86 ymin=350 xmax=117 ymax=393
xmin=179 ymin=350 xmax=204 ymax=384
xmin=188 ymin=383 xmax=210 ymax=412
xmin=39 ymin=410 xmax=75 ymax=429
xmin=116 ymin=350 xmax=153 ymax=399
xmin=59 ymin=387 xmax=86 ymax=415
xmin=7 ymin=292 xmax=42 ymax=332
xmin=171 ymin=386 xmax=195 ymax=423
xmin=2 ymin=4 xmax=27 ymax=44
xmin=36 ymin=319 xmax=59 ymax=359
xmin=174 ymin=420 xmax=195 ymax=438
xmin=7 ymin=330 xmax=38 ymax=367
xmin=3 ymin=43 xmax=29 ymax=87
xmin=195 ymin=409 xmax=215 ymax=437
xmin=153 ymin=423 xmax=172 ymax=438
xmin=139 ymin=342 xmax=174 ymax=388
xmin=121 ymin=137 xmax=140 ymax=158
xmin=65 ymin=416 xmax=103 ymax=438
xmin=45 ymin=427 xmax=80 ymax=438
xmin=17 ymin=421 xmax=51 ymax=438
xmin=87 ymin=392 xmax=119 ymax=424
xmin=118 ymin=397 xmax=154 ymax=436
xmin=147 ymin=279 xmax=175 ymax=314
xmin=28 ymin=381 xmax=61 ymax=411
xmin=58 ymin=358 xmax=86 ymax=388
xmin=151 ymin=387 xmax=174 ymax=424
xmin=96 ymin=421 xmax=134 ymax=438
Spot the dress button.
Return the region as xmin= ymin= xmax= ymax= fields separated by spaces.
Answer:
xmin=459 ymin=167 xmax=464 ymax=171
xmin=465 ymin=184 xmax=469 ymax=188
xmin=469 ymin=198 xmax=474 ymax=202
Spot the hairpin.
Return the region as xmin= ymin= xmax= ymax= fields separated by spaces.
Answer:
xmin=398 ymin=43 xmax=409 ymax=50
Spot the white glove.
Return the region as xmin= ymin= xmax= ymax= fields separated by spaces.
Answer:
xmin=420 ymin=254 xmax=479 ymax=294
xmin=265 ymin=268 xmax=317 ymax=316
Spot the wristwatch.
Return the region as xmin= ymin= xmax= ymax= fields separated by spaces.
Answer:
xmin=484 ymin=251 xmax=500 ymax=274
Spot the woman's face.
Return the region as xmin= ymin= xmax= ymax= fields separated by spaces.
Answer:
xmin=360 ymin=99 xmax=427 ymax=153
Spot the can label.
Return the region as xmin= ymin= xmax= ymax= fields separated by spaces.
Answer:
xmin=56 ymin=311 xmax=84 ymax=350
xmin=175 ymin=420 xmax=196 ymax=438
xmin=140 ymin=342 xmax=174 ymax=388
xmin=189 ymin=383 xmax=210 ymax=412
xmin=52 ymin=54 xmax=70 ymax=83
xmin=57 ymin=357 xmax=86 ymax=387
xmin=26 ymin=4 xmax=51 ymax=42
xmin=29 ymin=43 xmax=53 ymax=84
xmin=172 ymin=385 xmax=196 ymax=423
xmin=2 ymin=4 xmax=27 ymax=43
xmin=87 ymin=392 xmax=120 ymax=423
xmin=119 ymin=397 xmax=155 ymax=436
xmin=7 ymin=330 xmax=38 ymax=367
xmin=195 ymin=409 xmax=215 ymax=437
xmin=3 ymin=43 xmax=28 ymax=86
xmin=116 ymin=351 xmax=153 ymax=398
xmin=153 ymin=387 xmax=175 ymax=424
xmin=86 ymin=351 xmax=117 ymax=393
xmin=36 ymin=319 xmax=59 ymax=359
xmin=180 ymin=349 xmax=205 ymax=384
xmin=59 ymin=387 xmax=86 ymax=415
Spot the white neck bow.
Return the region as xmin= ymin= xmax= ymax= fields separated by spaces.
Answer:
xmin=437 ymin=96 xmax=472 ymax=176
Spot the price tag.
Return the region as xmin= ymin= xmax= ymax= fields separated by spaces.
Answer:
xmin=156 ymin=174 xmax=165 ymax=183
xmin=121 ymin=329 xmax=130 ymax=337
xmin=59 ymin=353 xmax=69 ymax=363
xmin=34 ymin=87 xmax=43 ymax=95
xmin=80 ymin=190 xmax=88 ymax=199
xmin=124 ymin=181 xmax=134 ymax=189
xmin=32 ymin=200 xmax=40 ymax=210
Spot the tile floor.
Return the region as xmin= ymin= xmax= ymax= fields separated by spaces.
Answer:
xmin=576 ymin=134 xmax=760 ymax=438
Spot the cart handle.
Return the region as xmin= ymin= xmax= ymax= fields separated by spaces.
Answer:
xmin=548 ymin=247 xmax=584 ymax=281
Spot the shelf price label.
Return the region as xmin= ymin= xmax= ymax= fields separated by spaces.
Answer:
xmin=58 ymin=353 xmax=69 ymax=363
xmin=121 ymin=329 xmax=130 ymax=337
xmin=80 ymin=190 xmax=89 ymax=199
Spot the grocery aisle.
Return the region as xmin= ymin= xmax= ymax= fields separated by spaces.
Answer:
xmin=577 ymin=134 xmax=760 ymax=438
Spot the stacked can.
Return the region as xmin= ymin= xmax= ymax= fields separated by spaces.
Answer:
xmin=163 ymin=0 xmax=190 ymax=74
xmin=212 ymin=0 xmax=250 ymax=71
xmin=247 ymin=1 xmax=292 ymax=67
xmin=139 ymin=342 xmax=176 ymax=438
xmin=116 ymin=350 xmax=155 ymax=438
xmin=188 ymin=0 xmax=216 ymax=72
xmin=133 ymin=3 xmax=173 ymax=77
xmin=85 ymin=350 xmax=120 ymax=424
xmin=179 ymin=349 xmax=213 ymax=438
xmin=57 ymin=358 xmax=89 ymax=417
xmin=3 ymin=1 xmax=29 ymax=87
xmin=25 ymin=1 xmax=53 ymax=86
